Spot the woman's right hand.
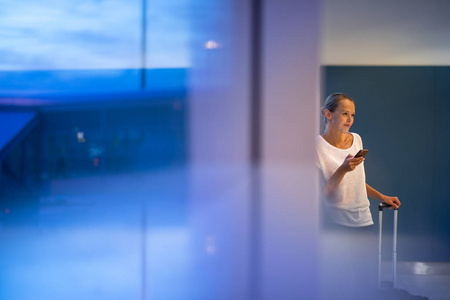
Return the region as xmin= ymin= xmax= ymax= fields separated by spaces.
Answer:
xmin=341 ymin=154 xmax=365 ymax=172
xmin=325 ymin=154 xmax=364 ymax=198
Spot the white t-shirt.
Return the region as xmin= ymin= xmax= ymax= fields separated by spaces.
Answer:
xmin=315 ymin=133 xmax=373 ymax=227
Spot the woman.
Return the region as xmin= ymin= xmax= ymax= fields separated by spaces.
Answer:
xmin=316 ymin=92 xmax=400 ymax=227
xmin=316 ymin=92 xmax=401 ymax=299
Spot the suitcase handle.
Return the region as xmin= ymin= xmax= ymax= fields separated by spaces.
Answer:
xmin=378 ymin=202 xmax=399 ymax=289
xmin=378 ymin=202 xmax=399 ymax=211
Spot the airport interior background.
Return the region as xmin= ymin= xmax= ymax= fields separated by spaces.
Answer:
xmin=1 ymin=0 xmax=449 ymax=299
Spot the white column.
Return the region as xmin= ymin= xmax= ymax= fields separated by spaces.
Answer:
xmin=261 ymin=0 xmax=321 ymax=299
xmin=188 ymin=1 xmax=252 ymax=299
xmin=188 ymin=0 xmax=321 ymax=299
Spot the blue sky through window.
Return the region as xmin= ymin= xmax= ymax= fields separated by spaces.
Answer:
xmin=0 ymin=0 xmax=190 ymax=71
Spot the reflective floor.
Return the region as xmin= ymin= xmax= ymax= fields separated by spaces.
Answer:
xmin=1 ymin=166 xmax=190 ymax=300
xmin=1 ymin=165 xmax=449 ymax=300
xmin=380 ymin=261 xmax=450 ymax=300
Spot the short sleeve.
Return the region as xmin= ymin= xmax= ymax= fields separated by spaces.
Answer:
xmin=354 ymin=133 xmax=363 ymax=149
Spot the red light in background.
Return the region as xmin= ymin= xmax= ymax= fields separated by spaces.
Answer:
xmin=93 ymin=158 xmax=99 ymax=167
xmin=5 ymin=208 xmax=10 ymax=214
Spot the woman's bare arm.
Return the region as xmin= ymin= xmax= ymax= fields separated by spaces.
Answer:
xmin=366 ymin=183 xmax=401 ymax=209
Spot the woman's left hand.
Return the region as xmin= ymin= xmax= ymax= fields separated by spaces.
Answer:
xmin=382 ymin=196 xmax=401 ymax=209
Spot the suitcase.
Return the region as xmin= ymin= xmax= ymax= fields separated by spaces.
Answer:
xmin=378 ymin=202 xmax=398 ymax=289
xmin=377 ymin=203 xmax=430 ymax=299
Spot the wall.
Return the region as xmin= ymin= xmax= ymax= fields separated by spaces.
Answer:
xmin=322 ymin=0 xmax=450 ymax=262
xmin=322 ymin=0 xmax=450 ymax=65
xmin=325 ymin=66 xmax=450 ymax=261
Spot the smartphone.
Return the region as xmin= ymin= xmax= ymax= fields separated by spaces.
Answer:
xmin=354 ymin=149 xmax=369 ymax=158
